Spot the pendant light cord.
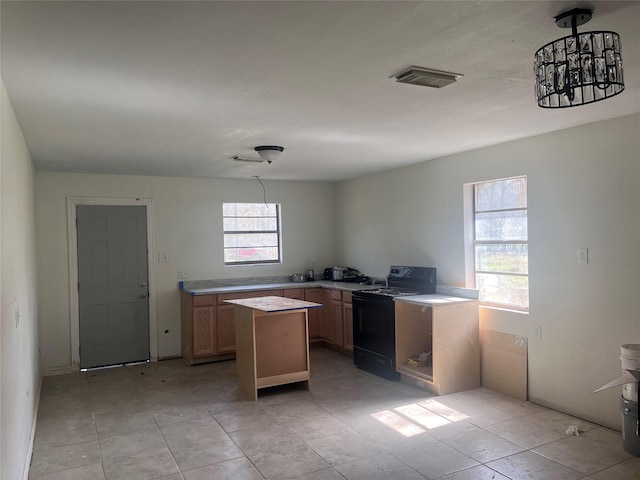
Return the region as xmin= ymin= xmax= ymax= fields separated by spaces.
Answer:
xmin=253 ymin=176 xmax=269 ymax=208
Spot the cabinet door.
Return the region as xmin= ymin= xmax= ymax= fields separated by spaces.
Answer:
xmin=216 ymin=304 xmax=236 ymax=353
xmin=331 ymin=300 xmax=344 ymax=347
xmin=193 ymin=306 xmax=215 ymax=356
xmin=343 ymin=302 xmax=353 ymax=352
xmin=304 ymin=288 xmax=326 ymax=339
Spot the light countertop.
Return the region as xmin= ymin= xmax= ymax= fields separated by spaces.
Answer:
xmin=181 ymin=279 xmax=479 ymax=304
xmin=395 ymin=294 xmax=477 ymax=306
xmin=182 ymin=281 xmax=376 ymax=296
xmin=225 ymin=296 xmax=323 ymax=312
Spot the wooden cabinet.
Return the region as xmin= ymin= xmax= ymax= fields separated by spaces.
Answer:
xmin=331 ymin=297 xmax=343 ymax=347
xmin=395 ymin=299 xmax=479 ymax=395
xmin=193 ymin=305 xmax=216 ymax=356
xmin=232 ymin=299 xmax=312 ymax=400
xmin=181 ymin=292 xmax=231 ymax=365
xmin=181 ymin=285 xmax=357 ymax=365
xmin=304 ymin=288 xmax=328 ymax=340
xmin=342 ymin=292 xmax=353 ymax=353
xmin=180 ymin=289 xmax=283 ymax=364
xmin=327 ymin=290 xmax=354 ymax=354
xmin=216 ymin=305 xmax=236 ymax=353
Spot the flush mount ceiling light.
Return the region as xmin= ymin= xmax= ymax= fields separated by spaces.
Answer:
xmin=254 ymin=145 xmax=284 ymax=164
xmin=391 ymin=66 xmax=463 ymax=88
xmin=534 ymin=8 xmax=624 ymax=108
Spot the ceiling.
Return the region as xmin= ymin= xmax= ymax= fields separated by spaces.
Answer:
xmin=1 ymin=1 xmax=639 ymax=182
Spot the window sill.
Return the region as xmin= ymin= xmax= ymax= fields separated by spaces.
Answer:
xmin=479 ymin=304 xmax=529 ymax=315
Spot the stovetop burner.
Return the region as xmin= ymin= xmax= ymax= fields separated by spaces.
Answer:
xmin=354 ymin=266 xmax=436 ymax=299
xmin=359 ymin=287 xmax=421 ymax=298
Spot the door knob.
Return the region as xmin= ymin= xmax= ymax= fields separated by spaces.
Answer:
xmin=139 ymin=293 xmax=147 ymax=298
xmin=140 ymin=282 xmax=147 ymax=287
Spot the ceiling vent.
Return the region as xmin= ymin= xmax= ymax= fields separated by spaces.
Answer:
xmin=392 ymin=66 xmax=463 ymax=88
xmin=232 ymin=155 xmax=264 ymax=164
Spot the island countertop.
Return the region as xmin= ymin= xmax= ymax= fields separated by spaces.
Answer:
xmin=224 ymin=296 xmax=322 ymax=312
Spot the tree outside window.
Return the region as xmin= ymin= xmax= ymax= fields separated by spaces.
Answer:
xmin=473 ymin=177 xmax=528 ymax=310
xmin=223 ymin=203 xmax=281 ymax=265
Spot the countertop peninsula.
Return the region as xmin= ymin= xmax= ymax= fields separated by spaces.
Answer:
xmin=181 ymin=280 xmax=375 ymax=296
xmin=180 ymin=278 xmax=478 ymax=302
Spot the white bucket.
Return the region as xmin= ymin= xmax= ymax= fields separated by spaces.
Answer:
xmin=621 ymin=344 xmax=640 ymax=402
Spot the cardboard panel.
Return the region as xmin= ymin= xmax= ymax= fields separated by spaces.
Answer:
xmin=480 ymin=329 xmax=527 ymax=401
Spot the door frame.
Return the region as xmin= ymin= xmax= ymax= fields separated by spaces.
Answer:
xmin=67 ymin=197 xmax=157 ymax=371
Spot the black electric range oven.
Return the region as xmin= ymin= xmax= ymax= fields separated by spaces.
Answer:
xmin=352 ymin=266 xmax=436 ymax=381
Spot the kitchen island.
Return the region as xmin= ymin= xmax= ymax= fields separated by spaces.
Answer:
xmin=225 ymin=296 xmax=322 ymax=400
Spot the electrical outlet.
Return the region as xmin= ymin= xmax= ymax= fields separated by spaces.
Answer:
xmin=515 ymin=336 xmax=528 ymax=347
xmin=178 ymin=268 xmax=188 ymax=279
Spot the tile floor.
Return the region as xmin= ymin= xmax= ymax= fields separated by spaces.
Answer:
xmin=30 ymin=347 xmax=639 ymax=480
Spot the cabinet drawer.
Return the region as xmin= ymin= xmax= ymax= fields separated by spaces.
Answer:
xmin=342 ymin=291 xmax=352 ymax=303
xmin=217 ymin=289 xmax=284 ymax=305
xmin=330 ymin=289 xmax=342 ymax=301
xmin=284 ymin=288 xmax=304 ymax=300
xmin=192 ymin=295 xmax=215 ymax=307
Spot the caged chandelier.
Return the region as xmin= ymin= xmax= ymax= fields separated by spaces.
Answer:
xmin=534 ymin=8 xmax=624 ymax=108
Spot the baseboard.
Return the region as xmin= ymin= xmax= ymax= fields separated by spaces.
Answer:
xmin=23 ymin=374 xmax=43 ymax=480
xmin=42 ymin=366 xmax=74 ymax=376
xmin=158 ymin=355 xmax=181 ymax=361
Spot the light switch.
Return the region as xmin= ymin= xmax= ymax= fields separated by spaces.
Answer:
xmin=577 ymin=247 xmax=588 ymax=264
xmin=533 ymin=324 xmax=542 ymax=339
xmin=158 ymin=253 xmax=169 ymax=263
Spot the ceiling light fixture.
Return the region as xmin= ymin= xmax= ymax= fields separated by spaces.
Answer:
xmin=534 ymin=8 xmax=624 ymax=108
xmin=254 ymin=145 xmax=284 ymax=164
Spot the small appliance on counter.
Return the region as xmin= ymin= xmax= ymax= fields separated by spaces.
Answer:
xmin=323 ymin=266 xmax=367 ymax=282
xmin=306 ymin=261 xmax=315 ymax=281
xmin=331 ymin=266 xmax=347 ymax=281
xmin=343 ymin=268 xmax=368 ymax=283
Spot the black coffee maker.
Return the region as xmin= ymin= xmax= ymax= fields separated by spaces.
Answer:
xmin=323 ymin=267 xmax=333 ymax=280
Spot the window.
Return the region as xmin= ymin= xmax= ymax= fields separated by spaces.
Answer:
xmin=472 ymin=177 xmax=528 ymax=310
xmin=223 ymin=203 xmax=281 ymax=265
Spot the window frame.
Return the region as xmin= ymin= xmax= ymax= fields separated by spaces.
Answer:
xmin=470 ymin=176 xmax=529 ymax=312
xmin=222 ymin=202 xmax=282 ymax=266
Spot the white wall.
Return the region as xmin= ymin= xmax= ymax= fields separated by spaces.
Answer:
xmin=35 ymin=173 xmax=336 ymax=370
xmin=335 ymin=113 xmax=640 ymax=429
xmin=1 ymin=79 xmax=40 ymax=479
